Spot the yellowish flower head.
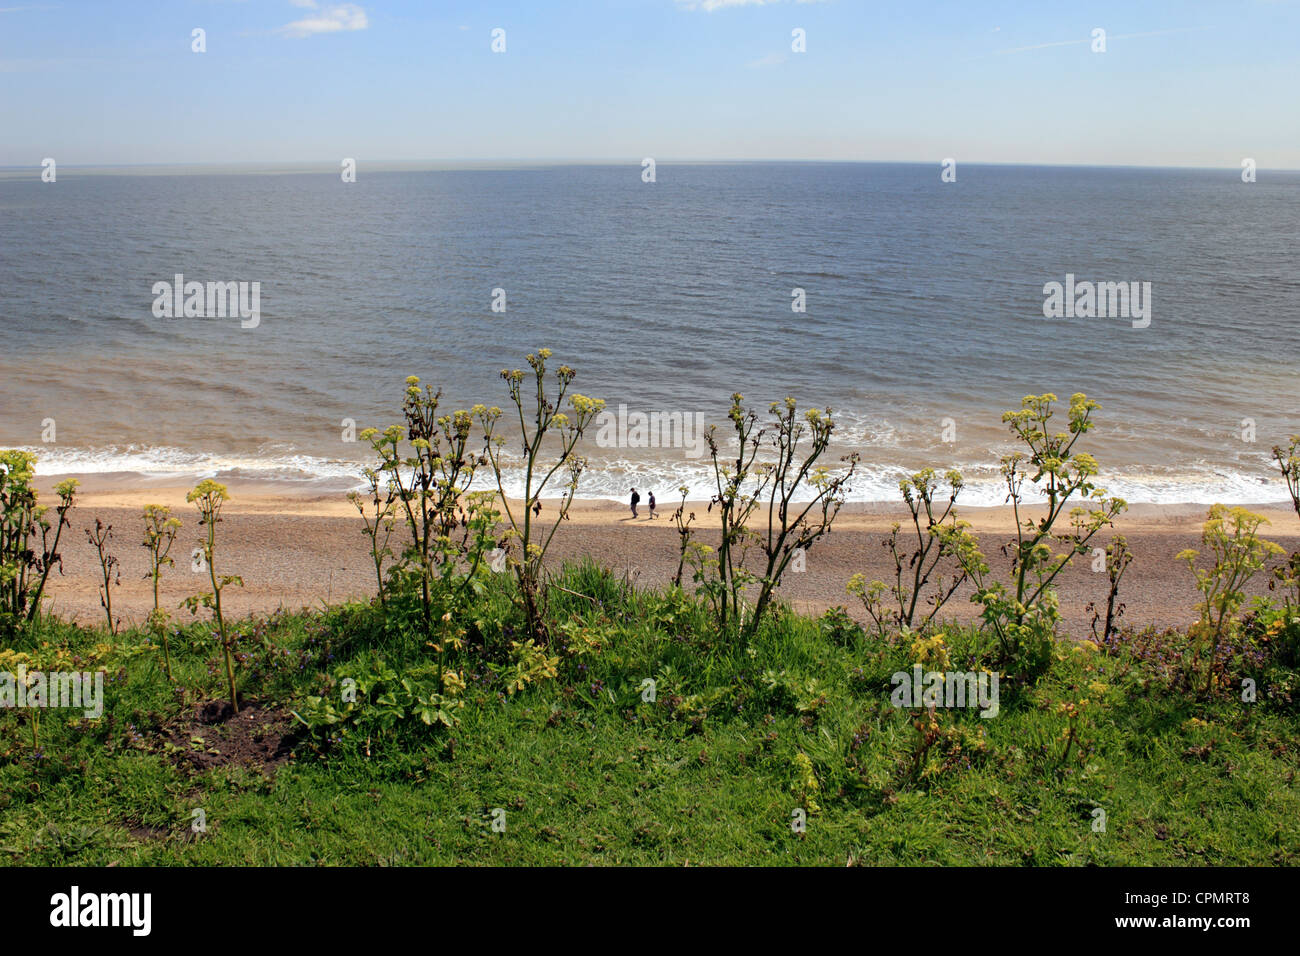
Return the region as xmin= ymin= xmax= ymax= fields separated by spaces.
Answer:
xmin=187 ymin=479 xmax=230 ymax=504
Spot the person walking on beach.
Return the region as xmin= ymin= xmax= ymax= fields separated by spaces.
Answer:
xmin=647 ymin=492 xmax=657 ymax=519
xmin=630 ymin=487 xmax=640 ymax=519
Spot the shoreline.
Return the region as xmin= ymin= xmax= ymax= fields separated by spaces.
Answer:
xmin=17 ymin=458 xmax=1296 ymax=511
xmin=31 ymin=473 xmax=1300 ymax=528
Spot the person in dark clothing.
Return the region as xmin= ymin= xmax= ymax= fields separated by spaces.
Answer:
xmin=647 ymin=492 xmax=657 ymax=519
xmin=630 ymin=488 xmax=640 ymax=518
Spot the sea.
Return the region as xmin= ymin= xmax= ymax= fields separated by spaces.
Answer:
xmin=2 ymin=161 xmax=1297 ymax=506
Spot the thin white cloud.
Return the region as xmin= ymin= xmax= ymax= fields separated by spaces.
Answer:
xmin=747 ymin=52 xmax=787 ymax=68
xmin=995 ymin=26 xmax=1208 ymax=56
xmin=278 ymin=1 xmax=368 ymax=38
xmin=995 ymin=37 xmax=1086 ymax=55
xmin=678 ymin=0 xmax=827 ymax=11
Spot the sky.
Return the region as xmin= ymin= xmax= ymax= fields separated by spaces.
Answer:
xmin=1 ymin=0 xmax=1298 ymax=168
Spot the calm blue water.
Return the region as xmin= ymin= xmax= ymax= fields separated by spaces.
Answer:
xmin=1 ymin=162 xmax=1297 ymax=503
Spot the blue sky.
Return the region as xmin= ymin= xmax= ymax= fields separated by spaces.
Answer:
xmin=2 ymin=0 xmax=1297 ymax=167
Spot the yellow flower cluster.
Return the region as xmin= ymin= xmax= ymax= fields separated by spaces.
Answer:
xmin=909 ymin=632 xmax=951 ymax=669
xmin=186 ymin=479 xmax=230 ymax=504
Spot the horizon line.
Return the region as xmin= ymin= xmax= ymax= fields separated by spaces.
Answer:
xmin=2 ymin=157 xmax=1297 ymax=174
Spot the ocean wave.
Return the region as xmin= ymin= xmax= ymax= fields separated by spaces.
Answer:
xmin=14 ymin=444 xmax=1293 ymax=507
xmin=12 ymin=445 xmax=367 ymax=487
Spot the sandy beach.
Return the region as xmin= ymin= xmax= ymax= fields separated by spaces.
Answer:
xmin=29 ymin=476 xmax=1300 ymax=637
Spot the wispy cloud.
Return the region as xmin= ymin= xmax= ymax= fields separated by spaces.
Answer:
xmin=277 ymin=1 xmax=368 ymax=38
xmin=995 ymin=26 xmax=1208 ymax=56
xmin=678 ymin=0 xmax=827 ymax=12
xmin=995 ymin=37 xmax=1086 ymax=55
xmin=747 ymin=52 xmax=788 ymax=68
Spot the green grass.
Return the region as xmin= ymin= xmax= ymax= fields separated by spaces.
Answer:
xmin=2 ymin=563 xmax=1297 ymax=866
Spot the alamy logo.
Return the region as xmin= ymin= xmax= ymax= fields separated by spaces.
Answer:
xmin=0 ymin=666 xmax=103 ymax=718
xmin=49 ymin=886 xmax=151 ymax=936
xmin=1042 ymin=273 xmax=1151 ymax=329
xmin=594 ymin=404 xmax=708 ymax=458
xmin=151 ymin=274 xmax=261 ymax=328
xmin=890 ymin=665 xmax=999 ymax=717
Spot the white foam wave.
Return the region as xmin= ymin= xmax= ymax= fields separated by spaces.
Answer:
xmin=13 ymin=444 xmax=367 ymax=487
xmin=15 ymin=445 xmax=1293 ymax=507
